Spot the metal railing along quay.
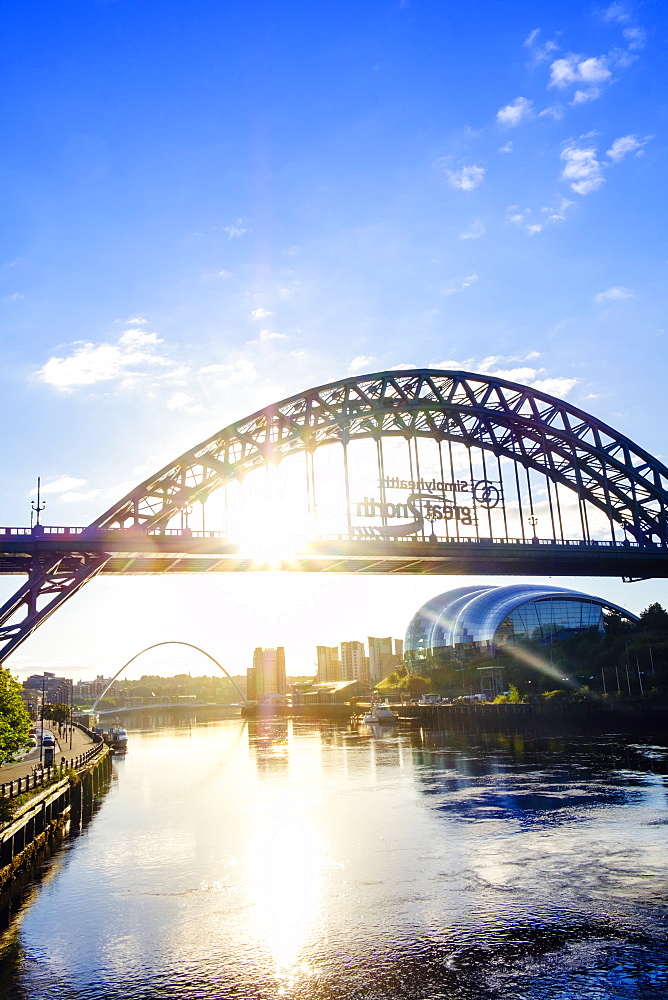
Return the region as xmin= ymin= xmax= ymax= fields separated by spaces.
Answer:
xmin=0 ymin=733 xmax=105 ymax=800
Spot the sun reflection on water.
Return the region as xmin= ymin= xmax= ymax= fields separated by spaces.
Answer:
xmin=245 ymin=796 xmax=323 ymax=983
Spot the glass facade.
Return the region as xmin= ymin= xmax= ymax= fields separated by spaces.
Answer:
xmin=498 ymin=598 xmax=603 ymax=645
xmin=404 ymin=584 xmax=636 ymax=672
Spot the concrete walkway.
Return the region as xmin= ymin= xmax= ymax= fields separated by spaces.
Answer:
xmin=0 ymin=726 xmax=95 ymax=785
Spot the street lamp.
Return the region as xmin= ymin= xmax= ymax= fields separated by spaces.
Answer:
xmin=425 ymin=508 xmax=439 ymax=543
xmin=39 ymin=672 xmax=46 ymax=765
xmin=31 ymin=476 xmax=46 ymax=530
xmin=528 ymin=515 xmax=538 ymax=542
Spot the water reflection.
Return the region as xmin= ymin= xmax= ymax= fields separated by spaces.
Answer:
xmin=411 ymin=730 xmax=668 ymax=825
xmin=0 ymin=718 xmax=666 ymax=999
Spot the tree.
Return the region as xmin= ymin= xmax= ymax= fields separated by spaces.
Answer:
xmin=0 ymin=669 xmax=31 ymax=765
xmin=43 ymin=703 xmax=71 ymax=726
xmin=638 ymin=603 xmax=668 ymax=635
xmin=603 ymin=612 xmax=635 ymax=637
xmin=400 ymin=674 xmax=431 ymax=695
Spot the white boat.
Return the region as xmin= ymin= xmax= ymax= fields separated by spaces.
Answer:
xmin=105 ymin=725 xmax=128 ymax=753
xmin=363 ymin=703 xmax=398 ymax=725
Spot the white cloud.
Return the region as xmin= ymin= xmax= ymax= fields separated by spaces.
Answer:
xmin=496 ymin=97 xmax=533 ymax=127
xmin=445 ymin=165 xmax=485 ymax=191
xmin=601 ymin=3 xmax=629 ymax=22
xmin=571 ymin=88 xmax=602 ymax=104
xmin=118 ymin=327 xmax=163 ymax=348
xmin=443 ymin=274 xmax=478 ymax=295
xmin=623 ymin=27 xmax=646 ymax=50
xmin=348 ymin=355 xmax=373 ymax=374
xmin=560 ymin=144 xmax=604 ymax=195
xmin=35 ymin=323 xmax=177 ymax=391
xmin=524 ymin=28 xmax=558 ymax=63
xmin=507 ymin=198 xmax=572 ymax=235
xmin=59 ymin=489 xmax=102 ymax=504
xmin=443 ymin=355 xmax=579 ymax=398
xmin=166 ymin=392 xmax=200 ymax=411
xmin=492 ymin=367 xmax=578 ymax=398
xmin=478 ymin=356 xmax=502 ymax=373
xmin=499 ymin=142 xmax=513 ymax=153
xmin=257 ymin=329 xmax=287 ymax=343
xmin=29 ymin=476 xmax=87 ymax=496
xmin=37 ymin=343 xmax=127 ymax=388
xmin=547 ymin=29 xmax=643 ymax=103
xmin=251 ymin=308 xmax=273 ymax=319
xmin=125 ymin=315 xmax=147 ymax=325
xmin=198 ymin=360 xmax=257 ymax=386
xmin=531 ymin=377 xmax=579 ymax=396
xmin=222 ymin=221 xmax=250 ymax=239
xmin=489 ymin=366 xmax=540 ymax=383
xmin=594 ymin=286 xmax=634 ymax=303
xmin=539 ymin=105 xmax=565 ymax=120
xmin=550 ymin=54 xmax=612 ymax=89
xmin=606 ymin=134 xmax=644 ymax=161
xmin=459 ymin=220 xmax=485 ymax=240
xmin=432 ymin=358 xmax=475 ymax=371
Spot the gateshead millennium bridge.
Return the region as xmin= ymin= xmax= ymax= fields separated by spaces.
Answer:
xmin=1 ymin=368 xmax=667 ymax=660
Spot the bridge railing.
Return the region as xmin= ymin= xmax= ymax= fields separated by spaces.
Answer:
xmin=0 ymin=526 xmax=229 ymax=540
xmin=0 ymin=526 xmax=663 ymax=549
xmin=316 ymin=533 xmax=651 ymax=548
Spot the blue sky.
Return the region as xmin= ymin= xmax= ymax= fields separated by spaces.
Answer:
xmin=1 ymin=0 xmax=667 ymax=678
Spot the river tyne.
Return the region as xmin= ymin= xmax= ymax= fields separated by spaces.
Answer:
xmin=1 ymin=716 xmax=667 ymax=999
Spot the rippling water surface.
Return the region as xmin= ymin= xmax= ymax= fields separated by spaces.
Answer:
xmin=1 ymin=718 xmax=667 ymax=999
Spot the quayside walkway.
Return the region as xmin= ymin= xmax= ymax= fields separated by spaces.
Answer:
xmin=0 ymin=725 xmax=96 ymax=791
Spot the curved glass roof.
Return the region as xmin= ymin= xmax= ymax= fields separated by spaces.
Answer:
xmin=404 ymin=584 xmax=637 ymax=651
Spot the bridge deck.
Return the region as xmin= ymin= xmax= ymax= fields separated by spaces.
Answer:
xmin=0 ymin=530 xmax=666 ymax=577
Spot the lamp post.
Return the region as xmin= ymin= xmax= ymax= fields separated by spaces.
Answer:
xmin=31 ymin=476 xmax=46 ymax=529
xmin=528 ymin=515 xmax=538 ymax=541
xmin=39 ymin=672 xmax=46 ymax=765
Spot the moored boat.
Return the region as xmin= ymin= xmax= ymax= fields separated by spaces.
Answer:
xmin=363 ymin=702 xmax=398 ymax=726
xmin=103 ymin=723 xmax=128 ymax=753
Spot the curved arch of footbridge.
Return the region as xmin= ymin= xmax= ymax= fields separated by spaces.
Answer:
xmin=91 ymin=641 xmax=248 ymax=712
xmin=1 ymin=368 xmax=668 ymax=662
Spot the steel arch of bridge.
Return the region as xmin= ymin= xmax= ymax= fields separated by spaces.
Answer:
xmin=90 ymin=641 xmax=248 ymax=712
xmin=1 ymin=368 xmax=667 ymax=662
xmin=94 ymin=368 xmax=668 ymax=543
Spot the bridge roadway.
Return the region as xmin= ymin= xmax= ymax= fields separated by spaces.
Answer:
xmin=0 ymin=526 xmax=667 ymax=577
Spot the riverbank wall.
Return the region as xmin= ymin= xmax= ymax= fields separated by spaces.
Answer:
xmin=397 ymin=699 xmax=668 ymax=735
xmin=243 ymin=699 xmax=668 ymax=735
xmin=0 ymin=729 xmax=112 ymax=903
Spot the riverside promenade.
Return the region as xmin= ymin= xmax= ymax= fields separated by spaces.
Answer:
xmin=0 ymin=726 xmax=95 ymax=787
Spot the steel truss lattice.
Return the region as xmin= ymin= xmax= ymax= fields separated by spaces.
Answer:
xmin=1 ymin=369 xmax=667 ymax=661
xmin=94 ymin=369 xmax=668 ymax=544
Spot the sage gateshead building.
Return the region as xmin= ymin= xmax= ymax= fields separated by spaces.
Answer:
xmin=404 ymin=584 xmax=637 ymax=671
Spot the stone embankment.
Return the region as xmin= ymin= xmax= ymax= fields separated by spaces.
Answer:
xmin=0 ymin=724 xmax=112 ymax=896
